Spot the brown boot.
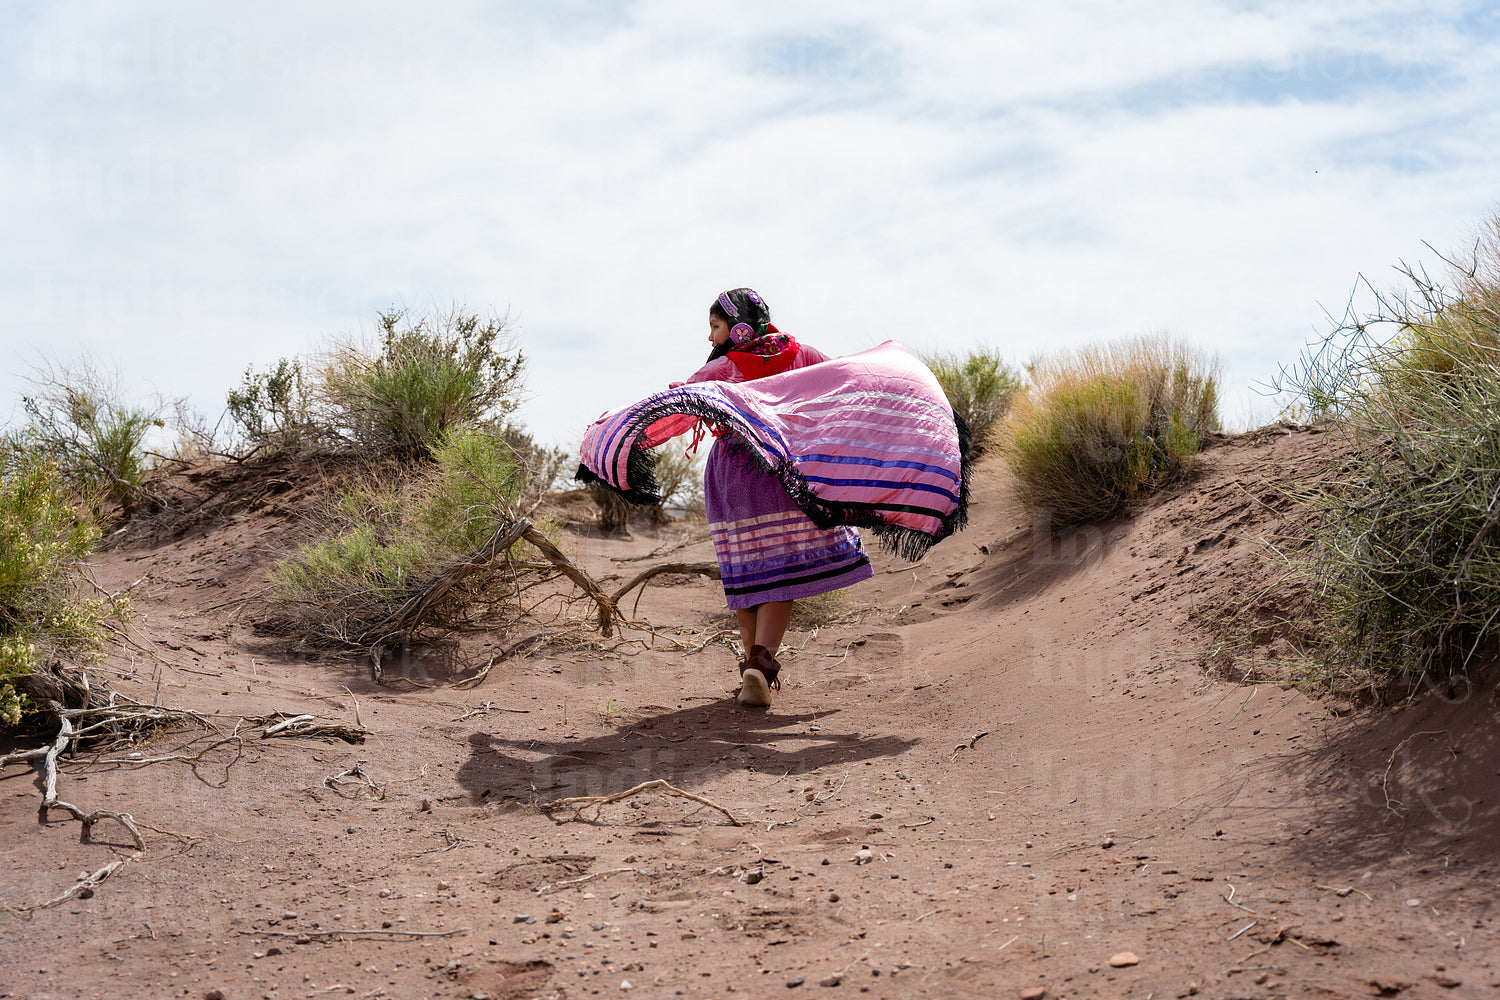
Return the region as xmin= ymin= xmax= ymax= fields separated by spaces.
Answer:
xmin=738 ymin=645 xmax=782 ymax=707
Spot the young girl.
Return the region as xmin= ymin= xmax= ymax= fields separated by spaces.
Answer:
xmin=578 ymin=287 xmax=969 ymax=709
xmin=677 ymin=288 xmax=874 ymax=706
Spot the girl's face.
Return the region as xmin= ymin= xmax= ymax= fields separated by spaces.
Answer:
xmin=709 ymin=314 xmax=733 ymax=346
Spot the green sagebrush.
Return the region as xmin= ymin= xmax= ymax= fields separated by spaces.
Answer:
xmin=920 ymin=346 xmax=1021 ymax=454
xmin=1278 ymin=220 xmax=1500 ymax=693
xmin=267 ymin=428 xmax=531 ymax=648
xmin=0 ymin=450 xmax=113 ymax=723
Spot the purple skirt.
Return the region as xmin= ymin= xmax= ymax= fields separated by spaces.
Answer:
xmin=705 ymin=437 xmax=873 ymax=610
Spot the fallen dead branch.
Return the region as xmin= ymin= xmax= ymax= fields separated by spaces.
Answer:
xmin=358 ymin=519 xmax=535 ymax=647
xmin=256 ymin=710 xmax=367 ymax=743
xmin=0 ymin=746 xmax=50 ymax=767
xmin=540 ymin=779 xmax=743 ymax=826
xmin=610 ymin=561 xmax=720 ymax=609
xmin=0 ymin=698 xmax=152 ymax=915
xmin=37 ymin=701 xmax=147 ymax=850
xmin=9 ymin=858 xmax=137 ymax=915
xmin=252 ymin=713 xmax=368 ymax=744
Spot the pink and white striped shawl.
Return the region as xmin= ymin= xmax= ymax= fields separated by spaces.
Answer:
xmin=576 ymin=341 xmax=970 ymax=559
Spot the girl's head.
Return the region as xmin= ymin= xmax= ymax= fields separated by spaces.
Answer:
xmin=708 ymin=288 xmax=771 ymax=348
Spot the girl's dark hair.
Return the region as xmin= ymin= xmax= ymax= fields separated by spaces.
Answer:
xmin=707 ymin=287 xmax=771 ymax=361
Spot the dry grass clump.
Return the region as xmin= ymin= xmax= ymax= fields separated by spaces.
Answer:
xmin=1279 ymin=214 xmax=1500 ymax=694
xmin=1002 ymin=335 xmax=1220 ymax=527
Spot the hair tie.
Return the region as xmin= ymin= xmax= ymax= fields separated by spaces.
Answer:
xmin=730 ymin=322 xmax=756 ymax=345
xmin=718 ymin=291 xmax=739 ymax=318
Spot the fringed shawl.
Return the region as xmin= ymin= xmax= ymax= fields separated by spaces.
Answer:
xmin=576 ymin=340 xmax=971 ymax=560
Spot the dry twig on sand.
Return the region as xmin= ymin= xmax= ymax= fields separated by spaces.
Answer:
xmin=240 ymin=927 xmax=470 ymax=939
xmin=452 ymin=633 xmax=552 ymax=690
xmin=324 ymin=760 xmax=385 ymax=799
xmin=540 ymin=779 xmax=743 ymax=826
xmin=535 ymin=867 xmax=638 ymax=895
xmin=610 ymin=531 xmax=710 ymax=564
xmin=948 ymin=730 xmax=989 ymax=760
xmin=11 ymin=859 xmax=137 ymax=915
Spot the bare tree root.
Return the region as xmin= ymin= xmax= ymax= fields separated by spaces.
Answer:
xmin=519 ymin=525 xmax=617 ymax=636
xmin=1 ymin=687 xmax=372 ymax=911
xmin=359 ymin=518 xmax=535 ymax=647
xmin=540 ymin=779 xmax=743 ymax=826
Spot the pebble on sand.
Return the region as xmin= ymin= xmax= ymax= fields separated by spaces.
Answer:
xmin=1109 ymin=951 xmax=1140 ymax=968
xmin=1020 ymin=987 xmax=1046 ymax=1000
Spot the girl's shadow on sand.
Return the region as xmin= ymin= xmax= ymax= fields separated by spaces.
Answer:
xmin=456 ymin=699 xmax=915 ymax=807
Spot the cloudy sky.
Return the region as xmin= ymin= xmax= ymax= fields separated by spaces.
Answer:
xmin=3 ymin=1 xmax=1498 ymax=447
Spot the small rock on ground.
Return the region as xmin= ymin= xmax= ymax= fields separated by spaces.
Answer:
xmin=1109 ymin=951 xmax=1140 ymax=968
xmin=1020 ymin=987 xmax=1046 ymax=1000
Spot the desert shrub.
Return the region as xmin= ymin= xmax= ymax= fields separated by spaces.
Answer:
xmin=1003 ymin=335 xmax=1220 ymax=527
xmin=496 ymin=422 xmax=572 ymax=510
xmin=15 ymin=356 xmax=165 ymax=516
xmin=921 ymin=346 xmax=1021 ymax=452
xmin=0 ymin=451 xmax=112 ymax=723
xmin=588 ymin=482 xmax=633 ymax=535
xmin=267 ymin=427 xmax=531 ymax=646
xmin=1279 ymin=218 xmax=1500 ymax=693
xmin=318 ymin=307 xmax=525 ymax=460
xmin=226 ymin=358 xmax=327 ymax=458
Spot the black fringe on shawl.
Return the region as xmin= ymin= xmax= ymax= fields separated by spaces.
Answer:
xmin=575 ymin=396 xmax=973 ymax=562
